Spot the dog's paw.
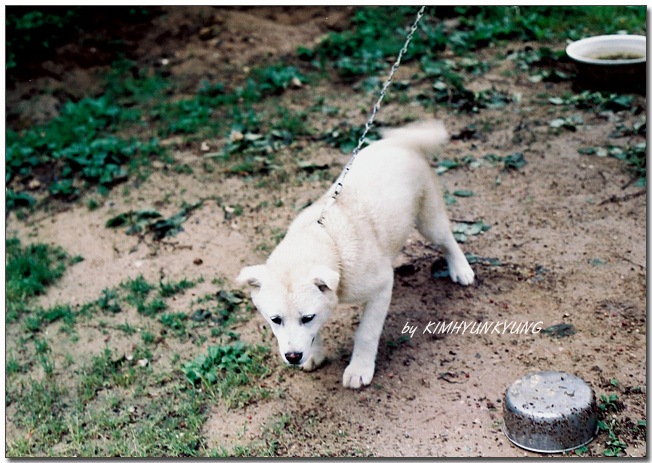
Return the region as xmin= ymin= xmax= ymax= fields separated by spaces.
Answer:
xmin=301 ymin=351 xmax=326 ymax=372
xmin=449 ymin=259 xmax=475 ymax=286
xmin=342 ymin=362 xmax=375 ymax=389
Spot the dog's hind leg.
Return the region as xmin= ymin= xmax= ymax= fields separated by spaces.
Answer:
xmin=416 ymin=174 xmax=475 ymax=286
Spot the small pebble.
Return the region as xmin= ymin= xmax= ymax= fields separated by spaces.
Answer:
xmin=229 ymin=131 xmax=244 ymax=142
xmin=290 ymin=77 xmax=303 ymax=88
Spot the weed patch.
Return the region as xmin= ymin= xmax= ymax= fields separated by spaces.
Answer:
xmin=153 ymin=64 xmax=305 ymax=142
xmin=305 ymin=6 xmax=644 ymax=86
xmin=251 ymin=65 xmax=306 ymax=96
xmin=548 ymin=91 xmax=643 ymax=113
xmin=598 ymin=419 xmax=628 ymax=456
xmin=6 ymin=238 xmax=80 ymax=323
xmin=6 ymin=238 xmax=70 ymax=301
xmin=6 ymin=95 xmax=161 ymax=209
xmin=6 ymin=348 xmax=210 ymax=457
xmin=434 ymin=155 xmax=478 ymax=175
xmin=6 ymin=377 xmax=69 ymax=450
xmin=78 ymin=274 xmax=206 ymax=325
xmin=303 ymin=7 xmax=419 ymax=82
xmin=420 ymin=78 xmax=515 ymax=113
xmin=183 ymin=341 xmax=271 ymax=408
xmin=96 ymin=288 xmax=122 ymax=313
xmin=323 ymin=124 xmax=380 ymax=154
xmin=159 ymin=278 xmax=198 ymax=298
xmin=449 ymin=6 xmax=645 ymax=45
xmin=160 ymin=313 xmax=189 ymax=337
xmin=452 ymin=220 xmax=492 ymax=243
xmin=579 ymin=142 xmax=646 ymax=185
xmin=78 ymin=348 xmax=139 ymax=401
xmin=189 ymin=290 xmax=248 ymax=339
xmin=39 ymin=304 xmax=77 ymax=327
xmin=106 ymin=200 xmax=203 ymax=240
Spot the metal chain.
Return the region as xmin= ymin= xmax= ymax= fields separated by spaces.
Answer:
xmin=318 ymin=6 xmax=427 ymax=226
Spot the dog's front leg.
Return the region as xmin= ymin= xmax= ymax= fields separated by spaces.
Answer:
xmin=302 ymin=332 xmax=326 ymax=371
xmin=343 ymin=279 xmax=393 ymax=389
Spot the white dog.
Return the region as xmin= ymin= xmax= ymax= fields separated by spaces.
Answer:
xmin=237 ymin=120 xmax=474 ymax=389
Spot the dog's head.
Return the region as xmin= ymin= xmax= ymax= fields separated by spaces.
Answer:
xmin=236 ymin=264 xmax=339 ymax=366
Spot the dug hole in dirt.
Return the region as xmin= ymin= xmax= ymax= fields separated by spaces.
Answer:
xmin=6 ymin=6 xmax=646 ymax=457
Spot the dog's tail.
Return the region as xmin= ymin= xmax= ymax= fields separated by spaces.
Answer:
xmin=379 ymin=119 xmax=448 ymax=152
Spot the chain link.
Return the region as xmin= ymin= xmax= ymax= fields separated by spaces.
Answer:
xmin=318 ymin=6 xmax=427 ymax=226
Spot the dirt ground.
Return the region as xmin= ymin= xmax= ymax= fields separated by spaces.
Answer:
xmin=6 ymin=6 xmax=646 ymax=457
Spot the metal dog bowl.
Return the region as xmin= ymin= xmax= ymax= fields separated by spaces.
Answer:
xmin=566 ymin=34 xmax=646 ymax=86
xmin=503 ymin=371 xmax=598 ymax=453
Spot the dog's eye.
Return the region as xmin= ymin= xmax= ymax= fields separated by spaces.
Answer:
xmin=301 ymin=314 xmax=316 ymax=324
xmin=270 ymin=316 xmax=282 ymax=325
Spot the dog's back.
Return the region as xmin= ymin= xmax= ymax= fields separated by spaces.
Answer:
xmin=272 ymin=120 xmax=451 ymax=300
xmin=318 ymin=120 xmax=449 ymax=255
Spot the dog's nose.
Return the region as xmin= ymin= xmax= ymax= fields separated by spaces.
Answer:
xmin=285 ymin=352 xmax=303 ymax=365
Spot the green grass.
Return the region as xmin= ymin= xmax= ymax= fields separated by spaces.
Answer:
xmin=599 ymin=419 xmax=628 ymax=456
xmin=10 ymin=269 xmax=246 ymax=344
xmin=122 ymin=274 xmax=155 ymax=303
xmin=6 ymin=95 xmax=161 ymax=205
xmin=6 ymin=269 xmax=271 ymax=456
xmin=159 ymin=278 xmax=199 ymax=298
xmin=578 ymin=142 xmax=646 ymax=186
xmin=97 ymin=287 xmax=121 ymax=313
xmin=160 ymin=313 xmax=189 ymax=337
xmin=137 ymin=297 xmax=167 ymax=317
xmin=0 ymin=11 xmax=375 ymax=207
xmin=7 ymin=57 xmax=168 ymax=212
xmin=6 ymin=347 xmax=211 ymax=457
xmin=6 ymin=238 xmax=69 ymax=301
xmin=6 ymin=337 xmax=268 ymax=456
xmin=6 ymin=238 xmax=81 ymax=323
xmin=441 ymin=6 xmax=645 ymax=49
xmin=6 ymin=6 xmax=644 ymax=214
xmin=151 ymin=64 xmax=306 ymax=141
xmin=78 ymin=348 xmax=139 ymax=401
xmin=306 ymin=6 xmax=645 ymax=81
xmin=21 ymin=304 xmax=78 ymax=334
xmin=182 ymin=341 xmax=271 ymax=409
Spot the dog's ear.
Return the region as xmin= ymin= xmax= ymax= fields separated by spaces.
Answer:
xmin=311 ymin=265 xmax=339 ymax=293
xmin=236 ymin=265 xmax=267 ymax=289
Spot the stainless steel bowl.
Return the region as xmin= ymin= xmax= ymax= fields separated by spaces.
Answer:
xmin=503 ymin=371 xmax=598 ymax=453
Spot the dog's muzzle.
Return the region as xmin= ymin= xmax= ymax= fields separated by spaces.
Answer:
xmin=285 ymin=352 xmax=303 ymax=365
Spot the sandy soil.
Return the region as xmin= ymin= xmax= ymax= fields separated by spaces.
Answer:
xmin=6 ymin=6 xmax=646 ymax=457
